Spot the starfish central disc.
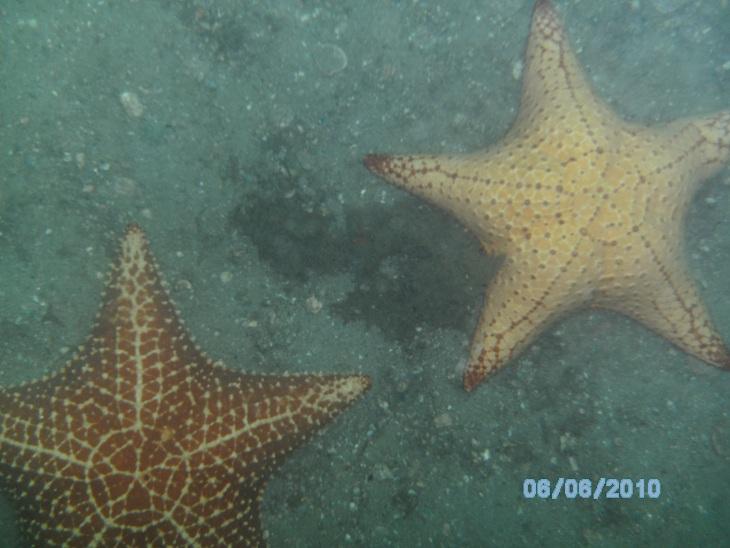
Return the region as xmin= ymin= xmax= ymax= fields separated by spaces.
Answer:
xmin=87 ymin=429 xmax=188 ymax=528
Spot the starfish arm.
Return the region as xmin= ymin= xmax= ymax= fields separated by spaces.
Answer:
xmin=97 ymin=223 xmax=199 ymax=379
xmin=463 ymin=256 xmax=580 ymax=390
xmin=363 ymin=153 xmax=512 ymax=244
xmin=0 ymin=371 xmax=102 ymax=544
xmin=602 ymin=258 xmax=730 ymax=369
xmin=509 ymin=0 xmax=619 ymax=139
xmin=190 ymin=371 xmax=371 ymax=471
xmin=654 ymin=111 xmax=730 ymax=185
xmin=364 ymin=153 xmax=477 ymax=207
xmin=0 ymin=350 xmax=113 ymax=481
xmin=173 ymin=371 xmax=370 ymax=545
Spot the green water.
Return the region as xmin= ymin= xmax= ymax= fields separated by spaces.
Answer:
xmin=0 ymin=0 xmax=728 ymax=546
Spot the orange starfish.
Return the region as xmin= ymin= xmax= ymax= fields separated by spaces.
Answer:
xmin=364 ymin=0 xmax=730 ymax=391
xmin=0 ymin=225 xmax=370 ymax=546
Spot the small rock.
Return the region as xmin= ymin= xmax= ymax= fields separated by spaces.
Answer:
xmin=433 ymin=412 xmax=453 ymax=428
xmin=305 ymin=295 xmax=323 ymax=313
xmin=119 ymin=91 xmax=144 ymax=118
xmin=312 ymin=43 xmax=348 ymax=75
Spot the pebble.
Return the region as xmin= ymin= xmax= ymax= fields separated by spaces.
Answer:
xmin=312 ymin=43 xmax=348 ymax=75
xmin=119 ymin=91 xmax=144 ymax=118
xmin=112 ymin=176 xmax=137 ymax=196
xmin=306 ymin=295 xmax=323 ymax=313
xmin=433 ymin=412 xmax=453 ymax=428
xmin=512 ymin=59 xmax=523 ymax=81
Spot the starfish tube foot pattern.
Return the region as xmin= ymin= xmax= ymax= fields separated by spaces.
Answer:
xmin=364 ymin=0 xmax=730 ymax=391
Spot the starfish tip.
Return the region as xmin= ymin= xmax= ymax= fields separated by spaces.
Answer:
xmin=716 ymin=348 xmax=730 ymax=370
xmin=334 ymin=374 xmax=372 ymax=401
xmin=462 ymin=371 xmax=479 ymax=393
xmin=347 ymin=375 xmax=372 ymax=401
xmin=363 ymin=153 xmax=390 ymax=175
xmin=124 ymin=222 xmax=145 ymax=236
xmin=358 ymin=374 xmax=373 ymax=390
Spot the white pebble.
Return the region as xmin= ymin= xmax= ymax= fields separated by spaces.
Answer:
xmin=119 ymin=91 xmax=144 ymax=118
